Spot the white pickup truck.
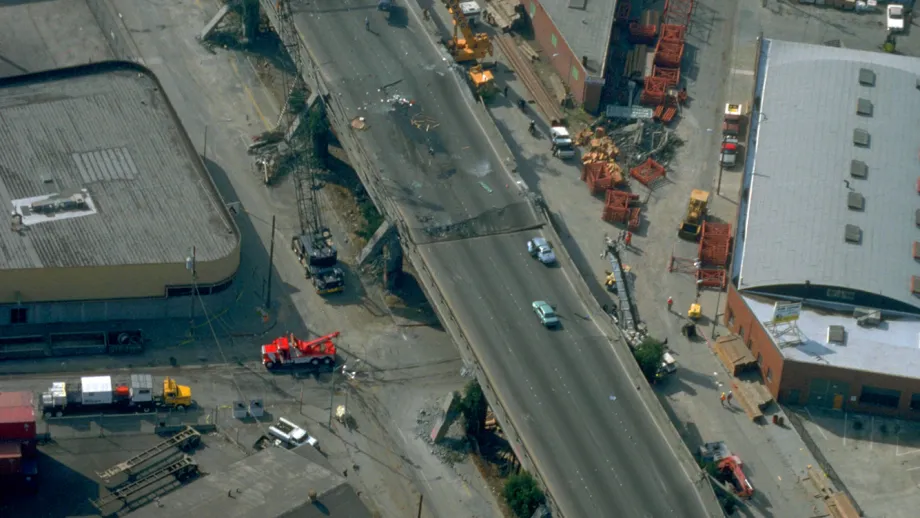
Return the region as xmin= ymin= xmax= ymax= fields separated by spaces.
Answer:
xmin=887 ymin=4 xmax=907 ymax=33
xmin=550 ymin=125 xmax=576 ymax=159
xmin=269 ymin=417 xmax=319 ymax=449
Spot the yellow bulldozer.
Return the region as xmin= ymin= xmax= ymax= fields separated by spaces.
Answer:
xmin=678 ymin=189 xmax=710 ymax=241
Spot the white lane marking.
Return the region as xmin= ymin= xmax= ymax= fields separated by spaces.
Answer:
xmin=545 ymin=231 xmax=700 ymax=505
xmin=804 ymin=407 xmax=829 ymax=440
xmin=402 ymin=1 xmax=538 ymax=220
xmin=730 ymin=68 xmax=755 ymax=76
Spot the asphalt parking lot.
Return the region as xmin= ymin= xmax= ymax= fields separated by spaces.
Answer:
xmin=792 ymin=406 xmax=920 ymax=518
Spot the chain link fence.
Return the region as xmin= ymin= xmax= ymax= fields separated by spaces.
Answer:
xmin=785 ymin=409 xmax=865 ymax=517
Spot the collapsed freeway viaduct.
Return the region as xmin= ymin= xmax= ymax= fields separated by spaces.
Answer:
xmin=260 ymin=0 xmax=720 ymax=516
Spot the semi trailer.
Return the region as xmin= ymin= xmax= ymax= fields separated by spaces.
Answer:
xmin=41 ymin=374 xmax=192 ymax=417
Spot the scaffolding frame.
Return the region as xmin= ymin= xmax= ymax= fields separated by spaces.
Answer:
xmin=762 ymin=321 xmax=806 ymax=348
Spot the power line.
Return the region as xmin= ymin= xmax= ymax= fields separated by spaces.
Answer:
xmin=191 ymin=272 xmax=272 ymax=441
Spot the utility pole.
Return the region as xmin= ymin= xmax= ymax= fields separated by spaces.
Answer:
xmin=203 ymin=125 xmax=209 ymax=163
xmin=416 ymin=494 xmax=423 ymax=518
xmin=716 ymin=161 xmax=723 ymax=196
xmin=328 ymin=362 xmax=338 ymax=428
xmin=711 ymin=287 xmax=723 ymax=339
xmin=266 ymin=215 xmax=276 ymax=309
xmin=186 ymin=246 xmax=197 ymax=336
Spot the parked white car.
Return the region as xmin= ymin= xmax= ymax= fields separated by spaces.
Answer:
xmin=887 ymin=4 xmax=906 ymax=33
xmin=527 ymin=237 xmax=556 ymax=264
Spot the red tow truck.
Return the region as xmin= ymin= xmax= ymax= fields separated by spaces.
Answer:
xmin=262 ymin=331 xmax=339 ymax=370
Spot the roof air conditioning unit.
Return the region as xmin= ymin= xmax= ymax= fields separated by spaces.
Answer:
xmin=827 ymin=325 xmax=846 ymax=344
xmin=853 ymin=307 xmax=881 ymax=327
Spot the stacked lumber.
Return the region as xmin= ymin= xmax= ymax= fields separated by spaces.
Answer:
xmin=713 ymin=335 xmax=756 ymax=375
xmin=730 ymin=378 xmax=773 ymax=422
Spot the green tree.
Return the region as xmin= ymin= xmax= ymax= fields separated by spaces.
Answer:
xmin=460 ymin=380 xmax=488 ymax=436
xmin=306 ymin=103 xmax=330 ymax=166
xmin=633 ymin=337 xmax=665 ymax=382
xmin=288 ymin=87 xmax=308 ymax=115
xmin=503 ymin=471 xmax=546 ymax=518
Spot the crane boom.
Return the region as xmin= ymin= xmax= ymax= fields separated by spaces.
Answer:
xmin=275 ymin=0 xmax=345 ymax=295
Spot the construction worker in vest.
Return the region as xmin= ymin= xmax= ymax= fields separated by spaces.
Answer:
xmin=720 ymin=392 xmax=727 ymax=407
xmin=667 ymin=296 xmax=674 ymax=312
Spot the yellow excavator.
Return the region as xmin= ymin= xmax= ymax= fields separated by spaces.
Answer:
xmin=678 ymin=189 xmax=710 ymax=241
xmin=445 ymin=0 xmax=495 ymax=96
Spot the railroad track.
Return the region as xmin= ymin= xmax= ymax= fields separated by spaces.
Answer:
xmin=495 ymin=34 xmax=564 ymax=122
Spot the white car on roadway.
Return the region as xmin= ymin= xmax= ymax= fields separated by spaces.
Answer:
xmin=527 ymin=237 xmax=556 ymax=265
xmin=887 ymin=4 xmax=907 ymax=33
xmin=532 ymin=301 xmax=560 ymax=328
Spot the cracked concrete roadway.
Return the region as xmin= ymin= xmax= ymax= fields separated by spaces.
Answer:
xmin=289 ymin=0 xmax=716 ymax=515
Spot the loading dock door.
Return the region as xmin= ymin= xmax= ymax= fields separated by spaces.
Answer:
xmin=808 ymin=379 xmax=850 ymax=410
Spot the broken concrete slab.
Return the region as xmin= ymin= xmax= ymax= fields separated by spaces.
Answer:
xmin=198 ymin=3 xmax=234 ymax=42
xmin=356 ymin=220 xmax=394 ymax=266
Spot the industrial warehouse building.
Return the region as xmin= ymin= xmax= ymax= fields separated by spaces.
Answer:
xmin=517 ymin=0 xmax=617 ymax=112
xmin=724 ymin=39 xmax=920 ymax=418
xmin=0 ymin=62 xmax=240 ymax=331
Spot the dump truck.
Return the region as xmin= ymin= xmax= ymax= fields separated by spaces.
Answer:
xmin=720 ymin=136 xmax=739 ymax=168
xmin=678 ymin=189 xmax=710 ymax=240
xmin=720 ymin=103 xmax=743 ymax=168
xmin=41 ymin=374 xmax=192 ymax=417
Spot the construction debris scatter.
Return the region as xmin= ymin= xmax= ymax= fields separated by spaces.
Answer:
xmin=410 ymin=113 xmax=440 ymax=131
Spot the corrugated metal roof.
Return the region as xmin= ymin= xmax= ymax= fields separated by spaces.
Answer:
xmin=0 ymin=64 xmax=237 ymax=270
xmin=535 ymin=0 xmax=617 ymax=75
xmin=0 ymin=391 xmax=33 ymax=408
xmin=739 ymin=39 xmax=920 ymax=312
xmin=0 ymin=405 xmax=34 ymax=425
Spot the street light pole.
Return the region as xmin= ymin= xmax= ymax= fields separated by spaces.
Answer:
xmin=266 ymin=215 xmax=276 ymax=309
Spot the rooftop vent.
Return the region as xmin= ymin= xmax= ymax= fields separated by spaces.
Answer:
xmin=854 ymin=307 xmax=882 ymax=327
xmin=850 ymin=159 xmax=868 ymax=179
xmin=859 ymin=68 xmax=876 ymax=86
xmin=913 ymin=276 xmax=920 ymax=296
xmin=853 ymin=129 xmax=870 ymax=147
xmin=856 ymin=98 xmax=873 ymax=116
xmin=847 ymin=191 xmax=865 ymax=211
xmin=568 ymin=0 xmax=587 ymax=9
xmin=914 ymin=241 xmax=920 ymax=260
xmin=844 ymin=224 xmax=862 ymax=244
xmin=916 ymin=209 xmax=920 ymax=227
xmin=827 ymin=325 xmax=846 ymax=344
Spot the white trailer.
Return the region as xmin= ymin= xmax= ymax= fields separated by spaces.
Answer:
xmin=42 ymin=374 xmax=155 ymax=417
